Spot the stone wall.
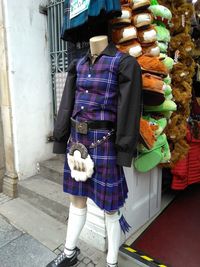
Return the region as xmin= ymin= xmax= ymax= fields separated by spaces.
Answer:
xmin=0 ymin=108 xmax=5 ymax=192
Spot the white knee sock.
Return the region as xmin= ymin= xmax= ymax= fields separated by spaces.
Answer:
xmin=64 ymin=203 xmax=87 ymax=256
xmin=105 ymin=211 xmax=121 ymax=265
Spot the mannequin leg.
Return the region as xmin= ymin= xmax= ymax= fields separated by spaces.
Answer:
xmin=105 ymin=211 xmax=121 ymax=267
xmin=64 ymin=195 xmax=87 ymax=256
xmin=46 ymin=195 xmax=87 ymax=267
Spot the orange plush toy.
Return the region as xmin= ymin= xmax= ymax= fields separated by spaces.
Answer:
xmin=116 ymin=40 xmax=142 ymax=57
xmin=139 ymin=118 xmax=157 ymax=149
xmin=112 ymin=25 xmax=137 ymax=44
xmin=137 ymin=55 xmax=169 ymax=76
xmin=142 ymin=73 xmax=165 ymax=105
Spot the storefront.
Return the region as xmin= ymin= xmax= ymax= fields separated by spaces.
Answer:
xmin=47 ymin=0 xmax=200 ymax=266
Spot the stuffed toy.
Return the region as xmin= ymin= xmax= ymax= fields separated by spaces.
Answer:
xmin=144 ymin=99 xmax=177 ymax=112
xmin=116 ymin=40 xmax=142 ymax=57
xmin=149 ymin=2 xmax=172 ymax=26
xmin=172 ymin=87 xmax=192 ymax=107
xmin=112 ymin=25 xmax=137 ymax=44
xmin=159 ymin=53 xmax=174 ymax=71
xmin=171 ymin=62 xmax=191 ymax=84
xmin=134 ymin=133 xmax=171 ymax=172
xmin=164 ymin=74 xmax=171 ymax=85
xmin=132 ymin=0 xmax=151 ymax=11
xmin=139 ymin=118 xmax=157 ymax=149
xmin=142 ymin=116 xmax=167 ymax=137
xmin=111 ymin=6 xmax=132 ymax=25
xmin=163 ymin=83 xmax=172 ymax=96
xmin=155 ymin=24 xmax=171 ymax=43
xmin=158 ymin=41 xmax=168 ymax=53
xmin=132 ymin=12 xmax=153 ymax=28
xmin=142 ymin=73 xmax=165 ymax=105
xmin=142 ymin=42 xmax=160 ymax=56
xmin=170 ymin=139 xmax=189 ymax=167
xmin=166 ymin=114 xmax=188 ymax=141
xmin=137 ymin=54 xmax=169 ymax=76
xmin=137 ymin=25 xmax=157 ymax=44
xmin=170 ymin=33 xmax=195 ymax=56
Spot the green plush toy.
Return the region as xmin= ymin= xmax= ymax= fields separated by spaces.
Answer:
xmin=149 ymin=1 xmax=172 ymax=25
xmin=165 ymin=93 xmax=173 ymax=100
xmin=163 ymin=83 xmax=172 ymax=96
xmin=144 ymin=100 xmax=177 ymax=112
xmin=143 ymin=116 xmax=167 ymax=137
xmin=163 ymin=75 xmax=171 ymax=85
xmin=161 ymin=111 xmax=173 ymax=119
xmin=158 ymin=42 xmax=168 ymax=53
xmin=160 ymin=53 xmax=174 ymax=71
xmin=155 ymin=25 xmax=170 ymax=43
xmin=134 ymin=133 xmax=171 ymax=172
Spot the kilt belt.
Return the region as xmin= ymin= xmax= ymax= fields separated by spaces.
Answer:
xmin=70 ymin=118 xmax=115 ymax=134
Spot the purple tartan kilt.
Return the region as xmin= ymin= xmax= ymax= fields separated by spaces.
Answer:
xmin=63 ymin=127 xmax=128 ymax=212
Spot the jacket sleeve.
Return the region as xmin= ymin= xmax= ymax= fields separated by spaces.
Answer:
xmin=53 ymin=59 xmax=77 ymax=154
xmin=116 ymin=55 xmax=142 ymax=167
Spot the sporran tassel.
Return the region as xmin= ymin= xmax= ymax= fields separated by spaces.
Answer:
xmin=119 ymin=214 xmax=131 ymax=234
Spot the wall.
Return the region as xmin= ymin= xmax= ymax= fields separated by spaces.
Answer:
xmin=3 ymin=0 xmax=53 ymax=179
xmin=0 ymin=108 xmax=5 ymax=191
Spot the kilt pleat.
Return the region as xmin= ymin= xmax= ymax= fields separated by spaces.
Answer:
xmin=63 ymin=128 xmax=128 ymax=212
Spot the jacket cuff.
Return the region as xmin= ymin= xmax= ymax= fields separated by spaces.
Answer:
xmin=117 ymin=151 xmax=133 ymax=167
xmin=53 ymin=141 xmax=67 ymax=154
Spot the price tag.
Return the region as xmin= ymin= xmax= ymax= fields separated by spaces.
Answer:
xmin=174 ymin=50 xmax=180 ymax=63
xmin=181 ymin=14 xmax=185 ymax=27
xmin=70 ymin=0 xmax=90 ymax=19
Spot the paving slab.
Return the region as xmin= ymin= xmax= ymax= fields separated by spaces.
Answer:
xmin=0 ymin=214 xmax=23 ymax=249
xmin=0 ymin=233 xmax=55 ymax=267
xmin=0 ymin=198 xmax=67 ymax=251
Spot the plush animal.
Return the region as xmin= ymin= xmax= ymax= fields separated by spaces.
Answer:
xmin=116 ymin=40 xmax=142 ymax=57
xmin=137 ymin=54 xmax=169 ymax=76
xmin=142 ymin=42 xmax=160 ymax=56
xmin=132 ymin=11 xmax=153 ymax=28
xmin=155 ymin=25 xmax=171 ymax=43
xmin=139 ymin=118 xmax=157 ymax=149
xmin=112 ymin=25 xmax=137 ymax=44
xmin=166 ymin=114 xmax=188 ymax=141
xmin=142 ymin=73 xmax=165 ymax=105
xmin=111 ymin=6 xmax=132 ymax=25
xmin=137 ymin=25 xmax=157 ymax=44
xmin=132 ymin=0 xmax=151 ymax=10
xmin=149 ymin=3 xmax=172 ymax=26
xmin=159 ymin=53 xmax=174 ymax=71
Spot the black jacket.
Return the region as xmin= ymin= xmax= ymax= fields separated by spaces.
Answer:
xmin=53 ymin=43 xmax=142 ymax=167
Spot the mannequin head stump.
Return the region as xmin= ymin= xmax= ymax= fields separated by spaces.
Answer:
xmin=89 ymin=35 xmax=108 ymax=57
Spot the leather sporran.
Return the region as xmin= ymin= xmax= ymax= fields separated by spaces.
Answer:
xmin=67 ymin=142 xmax=94 ymax=182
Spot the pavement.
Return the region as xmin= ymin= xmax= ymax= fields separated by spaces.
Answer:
xmin=0 ymin=193 xmax=142 ymax=267
xmin=0 ymin=193 xmax=107 ymax=267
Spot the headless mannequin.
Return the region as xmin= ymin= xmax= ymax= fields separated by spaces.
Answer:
xmin=69 ymin=35 xmax=109 ymax=209
xmin=64 ymin=36 xmax=120 ymax=267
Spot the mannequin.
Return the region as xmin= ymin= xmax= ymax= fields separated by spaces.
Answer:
xmin=90 ymin=35 xmax=108 ymax=62
xmin=47 ymin=35 xmax=142 ymax=267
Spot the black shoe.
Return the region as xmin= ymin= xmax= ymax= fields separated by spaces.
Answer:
xmin=46 ymin=247 xmax=80 ymax=267
xmin=106 ymin=263 xmax=118 ymax=267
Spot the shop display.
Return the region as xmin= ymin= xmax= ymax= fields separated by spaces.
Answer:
xmin=114 ymin=0 xmax=178 ymax=172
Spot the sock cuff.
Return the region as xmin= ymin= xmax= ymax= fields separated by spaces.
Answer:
xmin=70 ymin=203 xmax=87 ymax=216
xmin=105 ymin=211 xmax=120 ymax=223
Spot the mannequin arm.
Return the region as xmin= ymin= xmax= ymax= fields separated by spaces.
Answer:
xmin=116 ymin=55 xmax=142 ymax=167
xmin=53 ymin=59 xmax=77 ymax=154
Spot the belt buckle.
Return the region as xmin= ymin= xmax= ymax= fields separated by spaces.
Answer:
xmin=76 ymin=121 xmax=88 ymax=134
